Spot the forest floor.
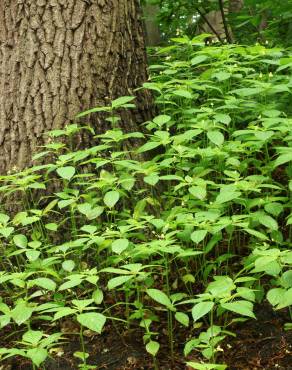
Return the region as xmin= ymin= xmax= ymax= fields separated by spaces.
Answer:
xmin=1 ymin=304 xmax=292 ymax=370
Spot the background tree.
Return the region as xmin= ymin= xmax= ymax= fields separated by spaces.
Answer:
xmin=145 ymin=0 xmax=292 ymax=45
xmin=143 ymin=3 xmax=161 ymax=46
xmin=0 ymin=0 xmax=152 ymax=174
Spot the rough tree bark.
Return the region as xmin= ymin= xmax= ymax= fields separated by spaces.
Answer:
xmin=0 ymin=0 xmax=152 ymax=174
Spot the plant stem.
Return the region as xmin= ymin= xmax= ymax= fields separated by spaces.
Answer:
xmin=164 ymin=255 xmax=174 ymax=359
xmin=210 ymin=307 xmax=215 ymax=363
xmin=80 ymin=325 xmax=86 ymax=366
xmin=218 ymin=0 xmax=233 ymax=43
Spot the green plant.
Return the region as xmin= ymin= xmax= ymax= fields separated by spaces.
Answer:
xmin=0 ymin=37 xmax=292 ymax=368
xmin=0 ymin=330 xmax=63 ymax=369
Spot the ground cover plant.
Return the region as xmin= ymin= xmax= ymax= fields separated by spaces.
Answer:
xmin=0 ymin=36 xmax=292 ymax=369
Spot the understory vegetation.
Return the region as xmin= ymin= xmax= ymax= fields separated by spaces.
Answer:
xmin=1 ymin=37 xmax=292 ymax=369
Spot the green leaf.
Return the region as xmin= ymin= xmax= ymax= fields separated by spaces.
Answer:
xmin=264 ymin=203 xmax=283 ymax=217
xmin=191 ymin=230 xmax=208 ymax=244
xmin=254 ymin=131 xmax=274 ymax=142
xmin=234 ymin=276 xmax=256 ymax=283
xmin=76 ymin=106 xmax=109 ymax=118
xmin=13 ymin=234 xmax=28 ymax=248
xmin=54 ymin=308 xmax=77 ymax=321
xmin=187 ymin=362 xmax=227 ymax=370
xmin=74 ymin=351 xmax=89 ymax=361
xmin=277 ymin=288 xmax=292 ymax=309
xmin=149 ymin=218 xmax=165 ymax=230
xmin=184 ymin=339 xmax=200 ymax=356
xmin=111 ymin=96 xmax=135 ymax=108
xmin=72 ymin=299 xmax=94 ymax=311
xmin=26 ymin=250 xmax=40 ymax=261
xmin=214 ymin=113 xmax=231 ymax=125
xmin=56 ymin=166 xmax=76 ymax=181
xmin=58 ymin=199 xmax=75 ymax=209
xmin=42 ymin=199 xmax=58 ymax=215
xmin=137 ymin=141 xmax=161 ymax=153
xmin=0 ymin=227 xmax=14 ymax=238
xmin=144 ymin=173 xmax=160 ymax=186
xmin=62 ymin=260 xmax=75 ymax=272
xmin=281 ymin=251 xmax=292 ymax=264
xmin=28 ymin=182 xmax=46 ymax=190
xmin=101 ymin=267 xmax=132 ymax=274
xmin=120 ymin=175 xmax=135 ymax=190
xmin=103 ymin=191 xmax=120 ymax=208
xmin=31 ymin=278 xmax=56 ymax=291
xmin=212 ymin=71 xmax=231 ymax=81
xmin=77 ymin=313 xmax=106 ymax=334
xmin=23 ymin=330 xmax=43 ymax=346
xmin=146 ymin=340 xmax=160 ymax=357
xmin=281 ymin=271 xmax=292 ymax=288
xmin=77 ymin=203 xmax=104 ymax=219
xmin=253 ymin=256 xmax=280 ymax=275
xmin=11 ymin=303 xmax=33 ymax=325
xmin=173 ymin=89 xmax=193 ymax=99
xmin=192 ymin=301 xmax=214 ymax=322
xmin=112 ymin=238 xmax=129 ymax=254
xmin=244 ymin=228 xmax=268 ymax=240
xmin=267 ymin=288 xmax=285 ymax=306
xmin=27 ymin=348 xmax=48 ymax=367
xmin=216 ymin=189 xmax=241 ymax=204
xmin=59 ymin=278 xmax=82 ymax=291
xmin=259 ymin=214 xmax=278 ymax=230
xmin=287 ymin=216 xmax=292 ymax=226
xmin=207 ymin=276 xmax=235 ymax=298
xmin=175 ymin=312 xmax=189 ymax=327
xmin=107 ymin=275 xmax=133 ymax=290
xmin=191 ymin=55 xmax=208 ymax=65
xmin=232 ymin=87 xmax=262 ymax=97
xmin=236 ymin=287 xmax=255 ymax=302
xmin=146 ymin=289 xmax=174 ymax=310
xmin=220 ymin=300 xmax=255 ymax=318
xmin=189 ymin=186 xmax=206 ymax=200
xmin=0 ymin=213 xmax=9 ymax=224
xmin=45 ymin=223 xmax=58 ymax=231
xmin=171 ymin=36 xmax=190 ymax=44
xmin=153 ymin=115 xmax=171 ymax=126
xmin=81 ymin=225 xmax=97 ymax=234
xmin=205 ymin=232 xmax=222 ymax=253
xmin=0 ymin=315 xmax=10 ymax=328
xmin=92 ymin=289 xmax=104 ymax=305
xmin=207 ymin=131 xmax=224 ymax=146
xmin=274 ymin=153 xmax=292 ymax=168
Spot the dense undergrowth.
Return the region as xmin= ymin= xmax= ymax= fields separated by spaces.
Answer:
xmin=0 ymin=36 xmax=292 ymax=369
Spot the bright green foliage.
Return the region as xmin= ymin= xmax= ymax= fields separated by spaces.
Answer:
xmin=0 ymin=37 xmax=292 ymax=368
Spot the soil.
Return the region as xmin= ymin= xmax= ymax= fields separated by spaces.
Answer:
xmin=220 ymin=304 xmax=292 ymax=370
xmin=1 ymin=304 xmax=292 ymax=370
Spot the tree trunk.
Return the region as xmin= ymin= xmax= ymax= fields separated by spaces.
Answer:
xmin=229 ymin=0 xmax=243 ymax=13
xmin=200 ymin=10 xmax=225 ymax=42
xmin=200 ymin=0 xmax=244 ymax=43
xmin=228 ymin=0 xmax=244 ymax=41
xmin=0 ymin=0 xmax=152 ymax=174
xmin=143 ymin=4 xmax=161 ymax=46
